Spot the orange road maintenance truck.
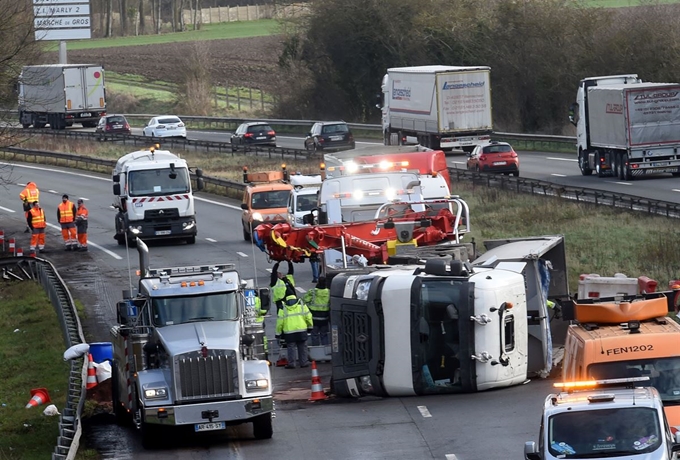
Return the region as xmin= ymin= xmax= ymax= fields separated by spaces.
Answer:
xmin=240 ymin=165 xmax=293 ymax=241
xmin=562 ymin=288 xmax=680 ymax=434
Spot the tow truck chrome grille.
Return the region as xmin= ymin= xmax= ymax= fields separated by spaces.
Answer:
xmin=177 ymin=351 xmax=237 ymax=400
xmin=342 ymin=312 xmax=369 ymax=365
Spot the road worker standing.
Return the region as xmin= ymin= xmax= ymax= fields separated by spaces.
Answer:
xmin=75 ymin=199 xmax=89 ymax=251
xmin=302 ymin=276 xmax=330 ymax=346
xmin=27 ymin=201 xmax=46 ymax=255
xmin=19 ymin=182 xmax=40 ymax=233
xmin=275 ymin=294 xmax=313 ymax=369
xmin=57 ymin=194 xmax=77 ymax=251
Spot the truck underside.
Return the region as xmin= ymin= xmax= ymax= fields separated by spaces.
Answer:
xmin=19 ymin=110 xmax=102 ymax=129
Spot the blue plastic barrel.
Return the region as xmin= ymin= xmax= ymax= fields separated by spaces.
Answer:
xmin=89 ymin=342 xmax=113 ymax=363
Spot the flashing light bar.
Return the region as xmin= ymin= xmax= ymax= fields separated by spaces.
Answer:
xmin=553 ymin=376 xmax=650 ymax=390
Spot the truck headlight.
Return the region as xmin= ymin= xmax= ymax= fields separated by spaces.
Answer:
xmin=144 ymin=387 xmax=168 ymax=399
xmin=360 ymin=376 xmax=374 ymax=394
xmin=252 ymin=212 xmax=263 ymax=222
xmin=182 ymin=220 xmax=195 ymax=230
xmin=246 ymin=379 xmax=269 ymax=391
xmin=129 ymin=225 xmax=142 ymax=234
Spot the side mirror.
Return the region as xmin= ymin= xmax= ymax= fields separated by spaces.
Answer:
xmin=117 ymin=300 xmax=141 ymax=326
xmin=258 ymin=288 xmax=271 ymax=310
xmin=524 ymin=441 xmax=540 ymax=460
xmin=306 ymin=132 xmax=312 ymax=137
xmin=569 ymin=102 xmax=579 ymax=126
xmin=195 ymin=168 xmax=203 ymax=177
xmin=113 ymin=174 xmax=120 ymax=183
xmin=674 ymin=431 xmax=680 ymax=445
xmin=113 ymin=183 xmax=121 ymax=196
xmin=240 ymin=203 xmax=248 ymax=210
xmin=196 ymin=178 xmax=204 ymax=191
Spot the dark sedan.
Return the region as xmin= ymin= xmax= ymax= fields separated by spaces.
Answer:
xmin=95 ymin=114 xmax=131 ymax=140
xmin=304 ymin=121 xmax=355 ymax=152
xmin=231 ymin=122 xmax=277 ymax=147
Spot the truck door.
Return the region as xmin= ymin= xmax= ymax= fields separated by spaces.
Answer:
xmin=83 ymin=67 xmax=105 ymax=109
xmin=63 ymin=67 xmax=86 ymax=110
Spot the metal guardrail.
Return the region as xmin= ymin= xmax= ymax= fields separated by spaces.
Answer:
xmin=0 ymin=257 xmax=87 ymax=460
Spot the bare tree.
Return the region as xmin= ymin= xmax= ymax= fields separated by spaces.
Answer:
xmin=106 ymin=0 xmax=113 ymax=37
xmin=0 ymin=0 xmax=43 ymax=184
xmin=176 ymin=42 xmax=213 ymax=115
xmin=138 ymin=0 xmax=146 ymax=34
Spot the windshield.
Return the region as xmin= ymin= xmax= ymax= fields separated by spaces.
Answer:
xmin=412 ymin=279 xmax=472 ymax=395
xmin=251 ymin=190 xmax=290 ymax=209
xmin=128 ymin=168 xmax=190 ymax=197
xmin=482 ymin=144 xmax=512 ymax=154
xmin=589 ymin=357 xmax=680 ymax=403
xmin=296 ymin=195 xmax=317 ymax=212
xmin=151 ymin=293 xmax=238 ymax=326
xmin=548 ymin=407 xmax=661 ymax=457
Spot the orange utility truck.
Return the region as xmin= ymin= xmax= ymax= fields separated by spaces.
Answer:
xmin=562 ymin=292 xmax=680 ymax=433
xmin=240 ymin=165 xmax=293 ymax=241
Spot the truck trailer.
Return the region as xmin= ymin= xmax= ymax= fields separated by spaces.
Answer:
xmin=18 ymin=64 xmax=106 ymax=130
xmin=380 ymin=65 xmax=493 ymax=152
xmin=570 ymin=75 xmax=680 ymax=179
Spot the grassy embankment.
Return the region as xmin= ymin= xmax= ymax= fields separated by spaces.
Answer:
xmin=0 ymin=282 xmax=96 ymax=459
xmin=53 ymin=20 xmax=280 ymax=116
xmin=6 ymin=134 xmax=680 ymax=292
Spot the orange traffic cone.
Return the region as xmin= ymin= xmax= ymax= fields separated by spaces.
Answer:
xmin=309 ymin=361 xmax=327 ymax=401
xmin=86 ymin=353 xmax=97 ymax=389
xmin=25 ymin=388 xmax=51 ymax=409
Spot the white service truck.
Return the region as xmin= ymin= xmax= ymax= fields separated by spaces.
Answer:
xmin=112 ymin=147 xmax=203 ymax=245
xmin=287 ymin=174 xmax=323 ymax=227
xmin=18 ymin=64 xmax=106 ymax=130
xmin=379 ymin=65 xmax=493 ymax=151
xmin=570 ymin=74 xmax=680 ymax=179
xmin=330 ymin=235 xmax=569 ymax=397
xmin=110 ymin=240 xmax=273 ymax=449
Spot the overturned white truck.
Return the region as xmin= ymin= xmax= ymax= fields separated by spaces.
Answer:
xmin=330 ymin=235 xmax=569 ymax=397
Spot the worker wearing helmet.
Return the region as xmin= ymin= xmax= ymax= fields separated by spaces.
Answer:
xmin=302 ymin=277 xmax=330 ymax=346
xmin=270 ymin=260 xmax=295 ymax=313
xmin=275 ymin=294 xmax=313 ymax=369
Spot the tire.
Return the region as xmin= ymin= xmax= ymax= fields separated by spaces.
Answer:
xmin=621 ymin=153 xmax=632 ymax=181
xmin=185 ymin=236 xmax=196 ymax=245
xmin=595 ymin=159 xmax=605 ymax=178
xmin=243 ymin=223 xmax=251 ymax=241
xmin=141 ymin=419 xmax=162 ymax=449
xmin=21 ymin=123 xmax=30 ymax=129
xmin=111 ymin=361 xmax=132 ymax=425
xmin=512 ymin=171 xmax=519 ymax=177
xmin=578 ymin=149 xmax=592 ymax=176
xmin=611 ymin=153 xmax=620 ymax=179
xmin=305 ymin=140 xmax=313 ymax=151
xmin=252 ymin=412 xmax=273 ymax=440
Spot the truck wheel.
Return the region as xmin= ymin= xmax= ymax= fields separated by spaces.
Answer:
xmin=111 ymin=360 xmax=132 ymax=425
xmin=578 ymin=149 xmax=592 ymax=176
xmin=252 ymin=412 xmax=273 ymax=439
xmin=141 ymin=420 xmax=162 ymax=449
xmin=21 ymin=123 xmax=31 ymax=129
xmin=621 ymin=153 xmax=632 ymax=181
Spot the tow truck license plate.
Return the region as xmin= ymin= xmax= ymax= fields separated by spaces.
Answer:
xmin=195 ymin=421 xmax=225 ymax=432
xmin=155 ymin=230 xmax=172 ymax=236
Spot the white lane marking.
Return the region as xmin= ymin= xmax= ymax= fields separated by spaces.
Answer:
xmin=78 ymin=197 xmax=90 ymax=201
xmin=295 ymin=286 xmax=306 ymax=294
xmin=614 ymin=182 xmax=632 ymax=186
xmin=236 ymin=251 xmax=248 ymax=257
xmin=551 ymin=174 xmax=567 ymax=177
xmin=49 ymin=189 xmax=58 ymax=194
xmin=547 ymin=157 xmax=577 ymax=162
xmin=18 ymin=182 xmax=26 ymax=186
xmin=205 ymin=237 xmax=217 ymax=242
xmin=417 ymin=405 xmax=432 ymax=418
xmin=445 ymin=455 xmax=459 ymax=460
xmin=46 ymin=223 xmax=122 ymax=260
xmin=0 ymin=206 xmax=16 ymax=213
xmin=265 ymin=268 xmax=272 ymax=273
xmin=0 ymin=162 xmax=110 ymax=181
xmin=673 ymin=189 xmax=680 ymax=193
xmin=194 ymin=195 xmax=241 ymax=211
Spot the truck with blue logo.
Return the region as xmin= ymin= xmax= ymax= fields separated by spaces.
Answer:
xmin=110 ymin=239 xmax=273 ymax=448
xmin=379 ymin=65 xmax=493 ymax=152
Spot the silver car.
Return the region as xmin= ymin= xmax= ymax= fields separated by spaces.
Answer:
xmin=142 ymin=116 xmax=187 ymax=138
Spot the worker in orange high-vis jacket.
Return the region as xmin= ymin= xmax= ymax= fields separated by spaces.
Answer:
xmin=27 ymin=201 xmax=47 ymax=254
xmin=57 ymin=194 xmax=78 ymax=251
xmin=19 ymin=182 xmax=40 ymax=233
xmin=75 ymin=199 xmax=89 ymax=251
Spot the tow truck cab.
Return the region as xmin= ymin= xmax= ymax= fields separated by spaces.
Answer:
xmin=525 ymin=377 xmax=680 ymax=460
xmin=240 ymin=165 xmax=293 ymax=241
xmin=562 ymin=293 xmax=680 ymax=433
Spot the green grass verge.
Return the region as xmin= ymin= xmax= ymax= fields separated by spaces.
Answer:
xmin=579 ymin=0 xmax=680 ymax=6
xmin=45 ymin=19 xmax=279 ymax=51
xmin=0 ymin=282 xmax=70 ymax=460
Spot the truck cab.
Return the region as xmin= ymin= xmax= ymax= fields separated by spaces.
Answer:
xmin=562 ymin=293 xmax=680 ymax=433
xmin=240 ymin=166 xmax=293 ymax=241
xmin=525 ymin=378 xmax=680 ymax=460
xmin=286 ymin=174 xmax=322 ymax=227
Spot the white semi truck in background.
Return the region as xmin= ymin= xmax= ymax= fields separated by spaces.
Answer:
xmin=570 ymin=74 xmax=680 ymax=179
xmin=112 ymin=146 xmax=203 ymax=245
xmin=18 ymin=64 xmax=106 ymax=130
xmin=111 ymin=240 xmax=273 ymax=449
xmin=330 ymin=235 xmax=569 ymax=398
xmin=379 ymin=65 xmax=493 ymax=152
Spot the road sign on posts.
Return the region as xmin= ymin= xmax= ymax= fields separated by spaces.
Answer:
xmin=33 ymin=0 xmax=92 ymax=41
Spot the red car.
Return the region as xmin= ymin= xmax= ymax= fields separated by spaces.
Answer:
xmin=467 ymin=141 xmax=519 ymax=176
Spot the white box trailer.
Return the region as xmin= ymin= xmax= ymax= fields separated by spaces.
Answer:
xmin=380 ymin=65 xmax=493 ymax=152
xmin=18 ymin=64 xmax=106 ymax=130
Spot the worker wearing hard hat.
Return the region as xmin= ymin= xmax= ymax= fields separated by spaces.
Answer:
xmin=275 ymin=294 xmax=313 ymax=369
